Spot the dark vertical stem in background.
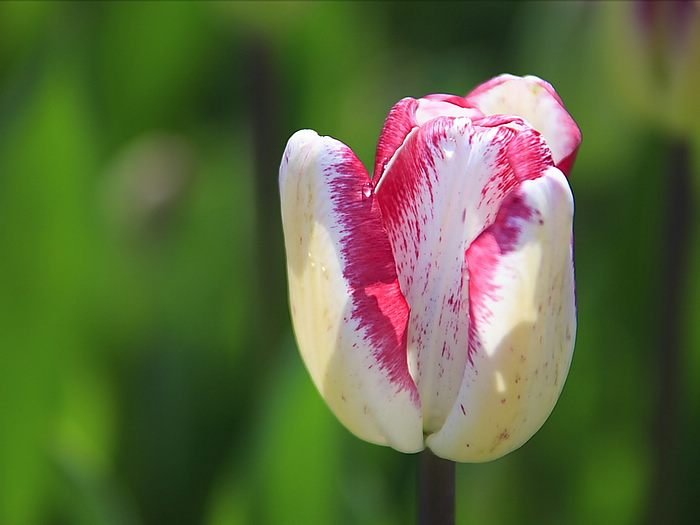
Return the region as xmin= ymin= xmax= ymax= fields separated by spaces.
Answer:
xmin=647 ymin=139 xmax=692 ymax=525
xmin=419 ymin=450 xmax=455 ymax=525
xmin=247 ymin=37 xmax=285 ymax=345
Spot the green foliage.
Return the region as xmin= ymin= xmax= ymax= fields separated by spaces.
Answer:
xmin=0 ymin=2 xmax=698 ymax=524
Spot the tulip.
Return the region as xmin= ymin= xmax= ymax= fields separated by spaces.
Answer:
xmin=279 ymin=75 xmax=581 ymax=462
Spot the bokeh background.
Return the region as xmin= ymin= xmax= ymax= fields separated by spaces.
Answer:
xmin=0 ymin=1 xmax=699 ymax=524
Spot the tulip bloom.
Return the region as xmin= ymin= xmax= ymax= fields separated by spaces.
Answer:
xmin=279 ymin=75 xmax=581 ymax=462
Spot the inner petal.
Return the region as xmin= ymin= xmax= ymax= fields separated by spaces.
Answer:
xmin=373 ymin=97 xmax=483 ymax=188
xmin=465 ymin=75 xmax=581 ymax=175
xmin=414 ymin=98 xmax=482 ymax=126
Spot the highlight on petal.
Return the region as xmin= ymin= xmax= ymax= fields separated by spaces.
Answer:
xmin=279 ymin=129 xmax=423 ymax=453
xmin=465 ymin=74 xmax=582 ymax=175
xmin=374 ymin=116 xmax=554 ymax=434
xmin=426 ymin=166 xmax=576 ymax=462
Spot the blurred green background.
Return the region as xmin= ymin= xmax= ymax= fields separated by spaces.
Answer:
xmin=0 ymin=1 xmax=699 ymax=524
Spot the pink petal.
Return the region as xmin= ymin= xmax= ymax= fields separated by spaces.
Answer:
xmin=373 ymin=97 xmax=483 ymax=185
xmin=465 ymin=74 xmax=582 ymax=175
xmin=280 ymin=130 xmax=423 ymax=452
xmin=427 ymin=167 xmax=576 ymax=462
xmin=374 ymin=98 xmax=419 ymax=184
xmin=374 ymin=116 xmax=553 ymax=433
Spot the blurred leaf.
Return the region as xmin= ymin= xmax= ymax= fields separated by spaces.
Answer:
xmin=576 ymin=436 xmax=647 ymax=525
xmin=49 ymin=451 xmax=140 ymax=525
xmin=0 ymin=41 xmax=97 ymax=524
xmin=251 ymin=339 xmax=343 ymax=525
xmin=0 ymin=1 xmax=56 ymax=75
xmin=205 ymin=471 xmax=251 ymax=525
xmin=98 ymin=2 xmax=216 ymax=143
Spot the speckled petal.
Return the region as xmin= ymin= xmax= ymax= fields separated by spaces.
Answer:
xmin=426 ymin=166 xmax=576 ymax=462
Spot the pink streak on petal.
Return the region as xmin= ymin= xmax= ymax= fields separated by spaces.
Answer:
xmin=474 ymin=120 xmax=553 ymax=211
xmin=423 ymin=93 xmax=475 ymax=108
xmin=415 ymin=99 xmax=483 ymax=126
xmin=506 ymin=126 xmax=554 ymax=181
xmin=556 ymin=149 xmax=579 ymax=178
xmin=466 ymin=189 xmax=535 ymax=364
xmin=330 ymin=150 xmax=419 ymax=403
xmin=374 ymin=98 xmax=419 ymax=184
xmin=473 ymin=114 xmax=526 ymax=129
xmin=373 ymin=96 xmax=484 ymax=187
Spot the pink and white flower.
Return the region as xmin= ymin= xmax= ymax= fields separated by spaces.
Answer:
xmin=279 ymin=75 xmax=581 ymax=462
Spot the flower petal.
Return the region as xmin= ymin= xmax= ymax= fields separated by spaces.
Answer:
xmin=426 ymin=166 xmax=576 ymax=462
xmin=280 ymin=129 xmax=423 ymax=452
xmin=374 ymin=98 xmax=419 ymax=184
xmin=465 ymin=74 xmax=582 ymax=175
xmin=373 ymin=97 xmax=483 ymax=185
xmin=375 ymin=116 xmax=553 ymax=433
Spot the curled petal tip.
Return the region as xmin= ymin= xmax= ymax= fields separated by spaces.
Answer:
xmin=466 ymin=74 xmax=582 ymax=176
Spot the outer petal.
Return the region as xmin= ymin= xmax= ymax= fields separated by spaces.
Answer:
xmin=375 ymin=116 xmax=553 ymax=433
xmin=427 ymin=166 xmax=576 ymax=462
xmin=279 ymin=129 xmax=423 ymax=452
xmin=465 ymin=74 xmax=582 ymax=175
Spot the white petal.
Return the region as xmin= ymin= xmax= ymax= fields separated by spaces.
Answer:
xmin=466 ymin=74 xmax=582 ymax=175
xmin=427 ymin=166 xmax=576 ymax=462
xmin=279 ymin=129 xmax=423 ymax=452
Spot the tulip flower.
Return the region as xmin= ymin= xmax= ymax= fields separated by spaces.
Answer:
xmin=279 ymin=75 xmax=581 ymax=462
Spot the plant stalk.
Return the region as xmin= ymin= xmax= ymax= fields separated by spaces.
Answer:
xmin=418 ymin=449 xmax=455 ymax=525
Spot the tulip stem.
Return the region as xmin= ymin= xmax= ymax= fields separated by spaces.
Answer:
xmin=418 ymin=450 xmax=455 ymax=525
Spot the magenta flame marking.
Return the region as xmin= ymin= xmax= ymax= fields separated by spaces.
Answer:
xmin=466 ymin=187 xmax=539 ymax=363
xmin=373 ymin=98 xmax=419 ymax=185
xmin=328 ymin=148 xmax=419 ymax=404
